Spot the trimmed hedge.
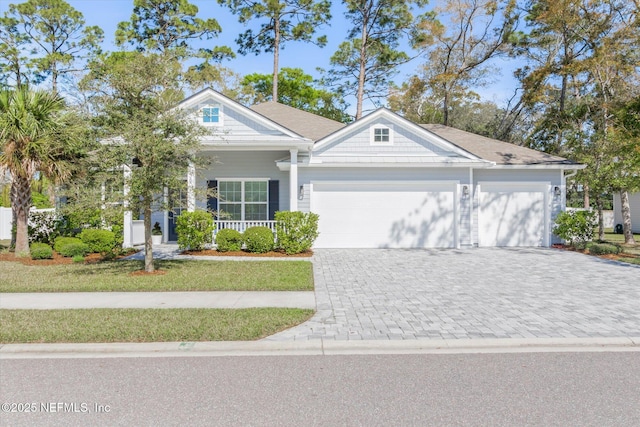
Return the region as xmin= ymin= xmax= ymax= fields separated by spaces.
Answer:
xmin=588 ymin=243 xmax=623 ymax=255
xmin=216 ymin=228 xmax=243 ymax=252
xmin=59 ymin=242 xmax=90 ymax=257
xmin=79 ymin=229 xmax=116 ymax=254
xmin=275 ymin=211 xmax=319 ymax=254
xmin=176 ymin=210 xmax=214 ymax=251
xmin=30 ymin=243 xmax=53 ymax=260
xmin=243 ymin=226 xmax=274 ymax=253
xmin=54 ymin=237 xmax=83 ymax=253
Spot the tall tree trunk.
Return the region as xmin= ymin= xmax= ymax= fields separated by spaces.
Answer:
xmin=356 ymin=19 xmax=368 ymax=120
xmin=272 ymin=15 xmax=280 ymax=102
xmin=443 ymin=87 xmax=450 ymax=126
xmin=10 ymin=180 xmax=17 ymax=250
xmin=583 ymin=184 xmax=590 ymax=209
xmin=144 ymin=204 xmax=154 ymax=273
xmin=596 ymin=196 xmax=605 ymax=241
xmin=620 ymin=190 xmax=636 ymax=245
xmin=11 ymin=175 xmax=32 ymax=257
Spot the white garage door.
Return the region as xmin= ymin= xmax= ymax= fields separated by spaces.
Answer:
xmin=311 ymin=182 xmax=457 ymax=248
xmin=478 ymin=182 xmax=548 ymax=247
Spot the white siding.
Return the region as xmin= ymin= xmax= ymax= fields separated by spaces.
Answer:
xmin=314 ymin=118 xmax=455 ymax=156
xmin=197 ymin=151 xmax=290 ymax=212
xmin=613 ymin=192 xmax=640 ymax=233
xmin=188 ymin=103 xmax=287 ymax=137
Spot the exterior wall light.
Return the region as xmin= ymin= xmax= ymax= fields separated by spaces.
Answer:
xmin=298 ymin=185 xmax=304 ymax=200
xmin=554 ymin=186 xmax=561 ymax=197
xmin=462 ymin=185 xmax=470 ymax=197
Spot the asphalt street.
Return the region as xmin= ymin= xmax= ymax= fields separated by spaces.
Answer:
xmin=2 ymin=352 xmax=640 ymax=426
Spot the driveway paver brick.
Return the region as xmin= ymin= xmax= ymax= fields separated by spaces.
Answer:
xmin=266 ymin=248 xmax=640 ymax=341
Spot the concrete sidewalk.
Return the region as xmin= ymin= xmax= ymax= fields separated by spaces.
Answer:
xmin=0 ymin=291 xmax=316 ymax=310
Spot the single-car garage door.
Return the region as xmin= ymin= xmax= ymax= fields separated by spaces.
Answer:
xmin=310 ymin=181 xmax=457 ymax=248
xmin=478 ymin=182 xmax=549 ymax=247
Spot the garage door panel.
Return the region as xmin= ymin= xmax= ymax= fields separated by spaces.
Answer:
xmin=312 ymin=183 xmax=456 ymax=249
xmin=478 ymin=183 xmax=547 ymax=247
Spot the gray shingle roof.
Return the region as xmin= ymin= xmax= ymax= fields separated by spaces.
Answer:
xmin=421 ymin=124 xmax=577 ymax=166
xmin=250 ymin=101 xmax=345 ymax=142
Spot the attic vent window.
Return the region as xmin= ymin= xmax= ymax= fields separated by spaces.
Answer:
xmin=202 ymin=106 xmax=221 ymax=125
xmin=374 ymin=128 xmax=389 ymax=142
xmin=370 ymin=125 xmax=393 ymax=145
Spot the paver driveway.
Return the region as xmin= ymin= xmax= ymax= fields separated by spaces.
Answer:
xmin=267 ymin=248 xmax=640 ymax=341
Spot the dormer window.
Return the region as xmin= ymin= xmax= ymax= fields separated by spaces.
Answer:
xmin=202 ymin=105 xmax=222 ymax=126
xmin=370 ymin=125 xmax=393 ymax=145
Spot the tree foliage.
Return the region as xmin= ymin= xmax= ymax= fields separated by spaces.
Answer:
xmin=240 ymin=67 xmax=350 ymax=122
xmin=3 ymin=0 xmax=103 ymax=93
xmin=81 ymin=51 xmax=210 ymax=272
xmin=219 ymin=0 xmax=331 ymax=100
xmin=115 ymin=0 xmax=234 ymax=90
xmin=326 ymin=0 xmax=429 ymax=119
xmin=0 ymin=86 xmax=84 ymax=256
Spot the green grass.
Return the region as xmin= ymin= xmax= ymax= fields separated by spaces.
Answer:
xmin=0 ymin=308 xmax=314 ymax=343
xmin=601 ymin=231 xmax=640 ymax=256
xmin=0 ymin=260 xmax=314 ymax=292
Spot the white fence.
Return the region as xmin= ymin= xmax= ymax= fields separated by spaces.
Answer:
xmin=214 ymin=220 xmax=277 ymax=239
xmin=0 ymin=207 xmax=56 ymax=240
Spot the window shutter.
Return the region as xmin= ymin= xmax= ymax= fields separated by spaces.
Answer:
xmin=207 ymin=180 xmax=218 ymax=216
xmin=268 ymin=180 xmax=279 ymax=220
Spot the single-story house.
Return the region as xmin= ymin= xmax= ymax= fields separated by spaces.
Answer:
xmin=125 ymin=88 xmax=584 ymax=249
xmin=613 ymin=193 xmax=640 ymax=233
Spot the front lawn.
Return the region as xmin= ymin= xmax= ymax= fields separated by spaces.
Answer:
xmin=0 ymin=308 xmax=314 ymax=343
xmin=0 ymin=260 xmax=314 ymax=292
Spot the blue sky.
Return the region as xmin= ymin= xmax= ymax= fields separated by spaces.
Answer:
xmin=1 ymin=0 xmax=519 ymax=109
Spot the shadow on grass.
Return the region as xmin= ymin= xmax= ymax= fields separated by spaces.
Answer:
xmin=59 ymin=259 xmax=189 ymax=278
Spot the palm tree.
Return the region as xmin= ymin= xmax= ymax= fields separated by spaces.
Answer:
xmin=0 ymin=86 xmax=66 ymax=256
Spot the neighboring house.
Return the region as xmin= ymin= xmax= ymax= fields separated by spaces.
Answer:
xmin=124 ymin=88 xmax=584 ymax=249
xmin=613 ymin=193 xmax=640 ymax=233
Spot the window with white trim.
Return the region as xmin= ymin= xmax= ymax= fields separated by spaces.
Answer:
xmin=218 ymin=180 xmax=268 ymax=220
xmin=201 ymin=105 xmax=222 ymax=125
xmin=370 ymin=125 xmax=393 ymax=145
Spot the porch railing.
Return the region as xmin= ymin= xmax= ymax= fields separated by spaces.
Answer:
xmin=214 ymin=220 xmax=277 ymax=240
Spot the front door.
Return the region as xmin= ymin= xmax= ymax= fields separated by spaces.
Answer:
xmin=168 ymin=186 xmax=187 ymax=242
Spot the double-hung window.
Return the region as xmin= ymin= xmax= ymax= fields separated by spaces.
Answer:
xmin=218 ymin=180 xmax=268 ymax=221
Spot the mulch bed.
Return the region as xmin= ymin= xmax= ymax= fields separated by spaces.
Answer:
xmin=551 ymin=243 xmax=640 ymax=263
xmin=0 ymin=252 xmax=103 ymax=266
xmin=182 ymin=249 xmax=313 ymax=258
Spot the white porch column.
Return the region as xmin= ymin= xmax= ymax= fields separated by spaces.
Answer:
xmin=289 ymin=149 xmax=298 ymax=212
xmin=123 ymin=165 xmax=133 ymax=248
xmin=187 ymin=161 xmax=196 ymax=212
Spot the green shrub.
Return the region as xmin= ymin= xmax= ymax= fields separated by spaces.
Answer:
xmin=59 ymin=242 xmax=90 ymax=257
xmin=588 ymin=243 xmax=623 ymax=255
xmin=79 ymin=229 xmax=116 ymax=254
xmin=275 ymin=211 xmax=320 ymax=254
xmin=553 ymin=210 xmax=596 ymax=248
xmin=30 ymin=243 xmax=53 ymax=260
xmin=72 ymin=255 xmax=85 ymax=263
xmin=215 ymin=228 xmax=243 ymax=252
xmin=243 ymin=226 xmax=275 ymax=253
xmin=176 ymin=210 xmax=214 ymax=251
xmin=54 ymin=236 xmax=83 ymax=253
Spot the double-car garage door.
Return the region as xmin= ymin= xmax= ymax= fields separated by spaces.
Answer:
xmin=311 ymin=182 xmax=458 ymax=248
xmin=310 ymin=181 xmax=550 ymax=248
